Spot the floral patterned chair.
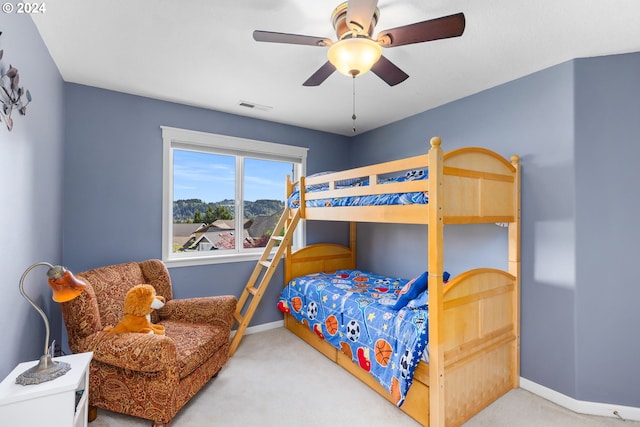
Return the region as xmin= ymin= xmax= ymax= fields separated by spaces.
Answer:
xmin=60 ymin=259 xmax=237 ymax=427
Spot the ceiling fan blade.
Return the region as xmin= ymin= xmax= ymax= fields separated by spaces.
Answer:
xmin=303 ymin=61 xmax=336 ymax=86
xmin=377 ymin=12 xmax=465 ymax=48
xmin=346 ymin=0 xmax=378 ymax=33
xmin=253 ymin=30 xmax=331 ymax=47
xmin=370 ymin=55 xmax=409 ymax=86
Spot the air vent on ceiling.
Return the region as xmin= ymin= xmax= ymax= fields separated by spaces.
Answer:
xmin=238 ymin=100 xmax=273 ymax=112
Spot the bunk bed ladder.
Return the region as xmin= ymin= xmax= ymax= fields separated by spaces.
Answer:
xmin=229 ymin=207 xmax=300 ymax=356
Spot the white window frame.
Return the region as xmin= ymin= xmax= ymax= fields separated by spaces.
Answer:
xmin=162 ymin=126 xmax=307 ymax=267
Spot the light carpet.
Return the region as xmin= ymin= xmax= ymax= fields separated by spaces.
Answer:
xmin=91 ymin=327 xmax=639 ymax=427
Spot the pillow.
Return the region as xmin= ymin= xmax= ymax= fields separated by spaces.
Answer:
xmin=303 ymin=171 xmax=334 ymax=191
xmin=391 ymin=271 xmax=451 ymax=310
xmin=378 ymin=168 xmax=428 ymax=184
xmin=302 ymin=172 xmax=367 ymax=191
xmin=392 ymin=272 xmax=428 ymax=310
xmin=336 ymin=177 xmax=368 ymax=187
xmin=404 ymin=168 xmax=428 ymax=181
xmin=407 ymin=289 xmax=429 ymax=309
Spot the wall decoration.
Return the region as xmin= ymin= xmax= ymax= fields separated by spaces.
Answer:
xmin=0 ymin=31 xmax=32 ymax=131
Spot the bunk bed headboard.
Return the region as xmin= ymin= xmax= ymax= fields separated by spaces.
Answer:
xmin=443 ymin=146 xmax=516 ymax=174
xmin=441 ymin=145 xmax=519 ymax=224
xmin=284 ymin=243 xmax=355 ymax=284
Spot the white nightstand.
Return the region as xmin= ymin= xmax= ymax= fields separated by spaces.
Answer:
xmin=0 ymin=352 xmax=93 ymax=427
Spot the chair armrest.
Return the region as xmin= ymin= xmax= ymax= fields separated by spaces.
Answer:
xmin=80 ymin=331 xmax=178 ymax=373
xmin=158 ymin=295 xmax=237 ymax=330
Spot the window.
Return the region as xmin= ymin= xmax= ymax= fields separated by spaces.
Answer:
xmin=162 ymin=127 xmax=307 ymax=266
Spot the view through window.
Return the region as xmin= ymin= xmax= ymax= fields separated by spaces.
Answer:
xmin=162 ymin=127 xmax=307 ymax=266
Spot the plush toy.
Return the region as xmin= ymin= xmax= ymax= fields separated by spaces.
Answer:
xmin=105 ymin=284 xmax=166 ymax=335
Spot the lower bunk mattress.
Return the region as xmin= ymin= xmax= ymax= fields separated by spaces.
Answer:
xmin=278 ymin=269 xmax=440 ymax=406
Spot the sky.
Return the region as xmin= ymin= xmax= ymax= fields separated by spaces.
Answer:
xmin=173 ymin=149 xmax=293 ymax=203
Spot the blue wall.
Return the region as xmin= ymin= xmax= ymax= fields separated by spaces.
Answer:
xmin=0 ymin=14 xmax=65 ymax=378
xmin=63 ymin=84 xmax=351 ymax=327
xmin=574 ymin=53 xmax=640 ymax=406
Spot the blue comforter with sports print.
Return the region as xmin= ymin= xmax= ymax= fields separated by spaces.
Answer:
xmin=277 ymin=270 xmax=429 ymax=406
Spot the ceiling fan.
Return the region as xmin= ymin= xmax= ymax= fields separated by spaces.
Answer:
xmin=253 ymin=0 xmax=465 ymax=87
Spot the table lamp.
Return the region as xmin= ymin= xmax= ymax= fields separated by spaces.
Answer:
xmin=16 ymin=262 xmax=86 ymax=385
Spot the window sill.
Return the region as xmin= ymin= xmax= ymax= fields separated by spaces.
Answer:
xmin=164 ymin=251 xmax=276 ymax=268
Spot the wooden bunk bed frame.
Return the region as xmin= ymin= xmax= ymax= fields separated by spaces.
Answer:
xmin=282 ymin=137 xmax=521 ymax=427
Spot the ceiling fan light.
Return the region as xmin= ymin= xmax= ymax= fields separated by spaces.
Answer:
xmin=327 ymin=37 xmax=382 ymax=77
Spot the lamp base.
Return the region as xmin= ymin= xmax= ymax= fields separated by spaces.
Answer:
xmin=15 ymin=354 xmax=71 ymax=385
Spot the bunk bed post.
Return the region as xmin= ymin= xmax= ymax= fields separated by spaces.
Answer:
xmin=285 ymin=175 xmax=293 ymax=281
xmin=299 ymin=176 xmax=307 ymax=218
xmin=509 ymin=156 xmax=521 ymax=388
xmin=427 ymin=136 xmax=446 ymax=427
xmin=285 ymin=174 xmax=293 ymax=202
xmin=349 ymin=221 xmax=357 ymax=268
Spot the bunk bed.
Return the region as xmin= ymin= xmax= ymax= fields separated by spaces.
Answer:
xmin=279 ymin=137 xmax=521 ymax=427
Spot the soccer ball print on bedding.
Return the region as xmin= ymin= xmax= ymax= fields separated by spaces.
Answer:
xmin=307 ymin=301 xmax=319 ymax=320
xmin=346 ymin=319 xmax=361 ymax=342
xmin=398 ymin=349 xmax=413 ymax=379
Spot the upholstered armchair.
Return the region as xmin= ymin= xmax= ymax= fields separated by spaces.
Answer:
xmin=60 ymin=259 xmax=237 ymax=427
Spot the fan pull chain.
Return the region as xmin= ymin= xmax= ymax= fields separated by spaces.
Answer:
xmin=352 ymin=75 xmax=357 ymax=133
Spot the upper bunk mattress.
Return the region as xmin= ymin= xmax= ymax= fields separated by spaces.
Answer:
xmin=278 ymin=269 xmax=431 ymax=406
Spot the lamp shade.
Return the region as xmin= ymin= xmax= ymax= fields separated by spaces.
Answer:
xmin=327 ymin=37 xmax=382 ymax=77
xmin=47 ymin=266 xmax=86 ymax=302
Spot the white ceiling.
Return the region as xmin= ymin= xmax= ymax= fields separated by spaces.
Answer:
xmin=32 ymin=0 xmax=640 ymax=136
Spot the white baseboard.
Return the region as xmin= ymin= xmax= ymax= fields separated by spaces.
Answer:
xmin=520 ymin=377 xmax=640 ymax=421
xmin=230 ymin=320 xmax=283 ymax=338
xmin=244 ymin=320 xmax=283 ymax=335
